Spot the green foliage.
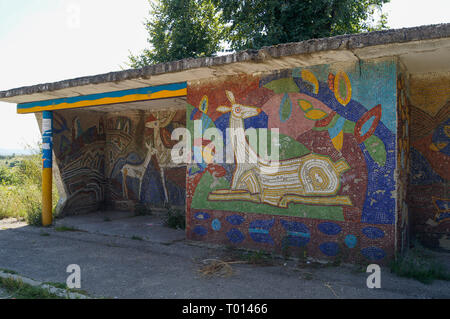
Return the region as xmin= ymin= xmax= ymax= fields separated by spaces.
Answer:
xmin=25 ymin=199 xmax=43 ymax=226
xmin=0 ymin=150 xmax=59 ymax=224
xmin=0 ymin=277 xmax=62 ymax=299
xmin=242 ymin=250 xmax=274 ymax=265
xmin=128 ymin=0 xmax=226 ymax=67
xmin=130 ymin=0 xmax=390 ymax=66
xmin=219 ymin=0 xmax=390 ymax=51
xmin=0 ymin=166 xmax=20 ymax=185
xmin=0 ymin=268 xmax=18 ymax=275
xmin=164 ymin=207 xmax=186 ymax=229
xmin=16 ymin=154 xmax=42 ymax=186
xmin=390 ymin=243 xmax=450 ymax=284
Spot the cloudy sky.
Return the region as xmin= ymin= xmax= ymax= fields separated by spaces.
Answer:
xmin=0 ymin=0 xmax=449 ymax=153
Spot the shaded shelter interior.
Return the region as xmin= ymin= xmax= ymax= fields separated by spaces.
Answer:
xmin=43 ymin=97 xmax=187 ymax=216
xmin=406 ymin=71 xmax=450 ymax=250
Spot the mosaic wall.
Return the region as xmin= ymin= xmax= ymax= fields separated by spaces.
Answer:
xmin=186 ymin=59 xmax=398 ymax=263
xmin=53 ymin=110 xmax=106 ymax=215
xmin=53 ymin=109 xmax=187 ymax=215
xmin=105 ymin=110 xmax=186 ymax=208
xmin=408 ymin=75 xmax=450 ymax=250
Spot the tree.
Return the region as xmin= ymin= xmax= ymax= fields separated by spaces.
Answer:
xmin=129 ymin=0 xmax=389 ymax=67
xmin=218 ymin=0 xmax=390 ymax=51
xmin=128 ymin=0 xmax=226 ymax=68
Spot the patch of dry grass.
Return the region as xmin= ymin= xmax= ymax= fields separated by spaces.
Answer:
xmin=198 ymin=259 xmax=247 ymax=278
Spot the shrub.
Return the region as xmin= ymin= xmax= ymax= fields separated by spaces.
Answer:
xmin=16 ymin=154 xmax=42 ymax=186
xmin=390 ymin=242 xmax=450 ymax=284
xmin=0 ymin=149 xmax=59 ymax=224
xmin=0 ymin=166 xmax=20 ymax=185
xmin=164 ymin=208 xmax=185 ymax=230
xmin=25 ymin=200 xmax=43 ymax=226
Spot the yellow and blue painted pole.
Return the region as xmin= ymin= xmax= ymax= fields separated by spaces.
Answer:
xmin=42 ymin=111 xmax=53 ymax=226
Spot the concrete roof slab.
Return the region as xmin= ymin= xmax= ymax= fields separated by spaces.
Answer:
xmin=1 ymin=23 xmax=450 ymax=105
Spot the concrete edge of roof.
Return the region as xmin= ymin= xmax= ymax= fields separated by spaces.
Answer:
xmin=1 ymin=22 xmax=450 ymax=99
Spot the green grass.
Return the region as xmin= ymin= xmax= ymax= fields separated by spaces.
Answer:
xmin=0 ymin=277 xmax=62 ymax=299
xmin=42 ymin=281 xmax=90 ymax=296
xmin=0 ymin=268 xmax=18 ymax=275
xmin=390 ymin=243 xmax=450 ymax=284
xmin=163 ymin=208 xmax=186 ymax=230
xmin=244 ymin=250 xmax=274 ymax=265
xmin=43 ymin=281 xmax=67 ymax=289
xmin=0 ymin=151 xmax=59 ymax=224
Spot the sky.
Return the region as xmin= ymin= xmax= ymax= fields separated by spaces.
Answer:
xmin=0 ymin=0 xmax=449 ymax=153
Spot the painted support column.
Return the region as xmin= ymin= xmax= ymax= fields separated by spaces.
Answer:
xmin=42 ymin=111 xmax=53 ymax=226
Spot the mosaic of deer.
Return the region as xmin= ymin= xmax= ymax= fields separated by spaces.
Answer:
xmin=121 ymin=111 xmax=182 ymax=202
xmin=145 ymin=111 xmax=185 ymax=203
xmin=208 ymin=90 xmax=353 ymax=207
xmin=120 ymin=140 xmax=157 ymax=200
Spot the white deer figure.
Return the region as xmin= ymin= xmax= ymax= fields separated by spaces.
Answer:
xmin=121 ymin=140 xmax=157 ymax=200
xmin=145 ymin=111 xmax=184 ymax=203
xmin=208 ymin=90 xmax=352 ymax=208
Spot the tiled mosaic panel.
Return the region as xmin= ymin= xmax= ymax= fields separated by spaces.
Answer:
xmin=186 ymin=59 xmax=398 ymax=261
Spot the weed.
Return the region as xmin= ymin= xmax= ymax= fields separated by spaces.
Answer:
xmin=243 ymin=250 xmax=274 ymax=266
xmin=0 ymin=277 xmax=62 ymax=299
xmin=390 ymin=242 xmax=450 ymax=284
xmin=351 ymin=264 xmax=368 ymax=274
xmin=54 ymin=225 xmax=78 ymax=232
xmin=0 ymin=268 xmax=18 ymax=275
xmin=103 ymin=216 xmax=112 ymax=222
xmin=331 ymin=254 xmax=342 ymax=267
xmin=281 ymin=237 xmax=291 ymax=260
xmin=298 ymin=246 xmax=308 ymax=264
xmin=164 ymin=208 xmax=185 ymax=230
xmin=43 ymin=282 xmax=67 ymax=289
xmin=42 ymin=282 xmax=89 ymax=295
xmin=131 ymin=235 xmax=143 ymax=241
xmin=0 ymin=149 xmax=59 ymax=222
xmin=26 ymin=200 xmax=43 ymax=226
xmin=40 ymin=232 xmax=50 ymax=237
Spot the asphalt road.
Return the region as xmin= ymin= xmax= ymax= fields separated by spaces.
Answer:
xmin=0 ymin=215 xmax=449 ymax=299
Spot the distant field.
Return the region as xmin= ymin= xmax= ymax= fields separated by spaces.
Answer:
xmin=0 ymin=155 xmax=28 ymax=168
